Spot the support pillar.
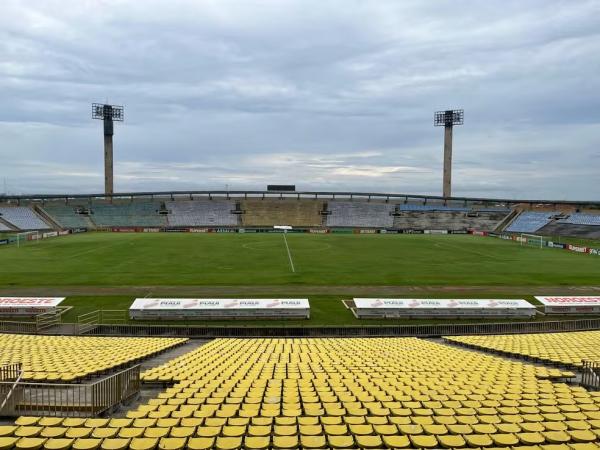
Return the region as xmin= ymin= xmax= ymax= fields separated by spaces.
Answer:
xmin=443 ymin=125 xmax=453 ymax=198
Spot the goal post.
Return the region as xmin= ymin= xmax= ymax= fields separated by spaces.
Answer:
xmin=16 ymin=231 xmax=40 ymax=248
xmin=520 ymin=233 xmax=545 ymax=249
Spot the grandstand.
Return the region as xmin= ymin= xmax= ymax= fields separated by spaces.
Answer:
xmin=538 ymin=222 xmax=600 ymax=240
xmin=326 ymin=201 xmax=394 ymax=228
xmin=505 ymin=211 xmax=556 ymax=233
xmin=561 ymin=214 xmax=600 ymax=226
xmin=1 ymin=192 xmax=600 ymax=238
xmin=0 ymin=206 xmax=50 ymax=230
xmin=2 ymin=337 xmax=594 ymax=450
xmin=88 ymin=201 xmax=166 ymax=228
xmin=241 ymin=199 xmax=322 ymax=227
xmin=393 ymin=210 xmax=507 ymax=232
xmin=40 ymin=204 xmax=94 ymax=229
xmin=166 ymin=200 xmax=237 ymax=227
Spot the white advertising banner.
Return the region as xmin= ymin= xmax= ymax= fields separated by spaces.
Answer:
xmin=0 ymin=297 xmax=65 ymax=316
xmin=129 ymin=298 xmax=310 ymax=320
xmin=535 ymin=296 xmax=600 ymax=314
xmin=353 ymin=298 xmax=536 ymax=318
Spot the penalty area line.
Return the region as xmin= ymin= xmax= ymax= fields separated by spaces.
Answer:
xmin=282 ymin=233 xmax=296 ymax=273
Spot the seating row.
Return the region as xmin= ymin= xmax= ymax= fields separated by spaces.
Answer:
xmin=444 ymin=331 xmax=600 ymax=367
xmin=0 ymin=334 xmax=187 ymax=381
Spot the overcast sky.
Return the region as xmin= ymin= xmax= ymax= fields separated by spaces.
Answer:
xmin=1 ymin=0 xmax=599 ymax=200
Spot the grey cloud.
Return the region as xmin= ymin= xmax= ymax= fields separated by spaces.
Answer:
xmin=0 ymin=0 xmax=599 ymax=200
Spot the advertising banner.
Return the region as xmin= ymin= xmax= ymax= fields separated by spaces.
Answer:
xmin=547 ymin=242 xmax=567 ymax=249
xmin=535 ymin=296 xmax=600 ymax=314
xmin=567 ymin=244 xmax=589 ymax=254
xmin=353 ymin=298 xmax=536 ymax=318
xmin=0 ymin=297 xmax=65 ymax=316
xmin=130 ymin=298 xmax=310 ymax=320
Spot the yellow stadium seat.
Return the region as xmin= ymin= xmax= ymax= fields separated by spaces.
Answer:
xmin=72 ymin=439 xmax=101 ymax=450
xmin=0 ymin=427 xmax=17 ymax=437
xmin=465 ymin=434 xmax=494 ymax=447
xmin=327 ymin=435 xmax=354 ymax=448
xmin=215 ymin=436 xmax=242 ymax=450
xmin=16 ymin=437 xmax=46 ymax=450
xmin=437 ymin=434 xmax=466 ymax=448
xmin=65 ymin=427 xmax=93 ymax=439
xmin=15 ymin=418 xmax=40 ymax=427
xmin=100 ymin=439 xmax=130 ymax=450
xmin=0 ymin=437 xmax=18 ymax=450
xmin=543 ymin=431 xmax=572 ymax=443
xmin=157 ymin=438 xmax=186 ymax=450
xmin=382 ymin=435 xmax=410 ymax=448
xmin=491 ymin=432 xmax=519 ymax=446
xmin=38 ymin=419 xmax=63 ymax=428
xmin=186 ymin=437 xmax=214 ymax=450
xmin=43 ymin=438 xmax=74 ymax=450
xmin=244 ymin=436 xmax=270 ymax=449
xmin=355 ymin=434 xmax=383 ymax=448
xmin=519 ymin=432 xmax=547 ymax=445
xmin=272 ymin=435 xmax=298 ymax=449
xmin=567 ymin=430 xmax=596 ymax=443
xmin=91 ymin=429 xmax=118 ymax=439
xmin=299 ymin=434 xmax=326 ymax=449
xmin=15 ymin=427 xmax=42 ymax=438
xmin=129 ymin=438 xmax=158 ymax=450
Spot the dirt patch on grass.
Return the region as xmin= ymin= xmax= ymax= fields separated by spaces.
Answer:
xmin=1 ymin=285 xmax=600 ymax=296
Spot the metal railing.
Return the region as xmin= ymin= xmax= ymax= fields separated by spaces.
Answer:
xmin=2 ymin=317 xmax=600 ymax=338
xmin=0 ymin=364 xmax=140 ymax=417
xmin=0 ymin=320 xmax=38 ymax=334
xmin=77 ymin=311 xmax=100 ymax=334
xmin=36 ymin=310 xmax=61 ymax=333
xmin=78 ymin=310 xmax=128 ymax=334
xmin=0 ymin=363 xmax=22 ymax=382
xmin=581 ymin=361 xmax=600 ymax=391
xmin=84 ymin=317 xmax=600 ymax=338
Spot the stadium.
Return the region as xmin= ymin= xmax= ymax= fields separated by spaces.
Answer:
xmin=2 ymin=2 xmax=600 ymax=450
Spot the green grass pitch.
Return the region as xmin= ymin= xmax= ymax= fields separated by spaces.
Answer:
xmin=1 ymin=232 xmax=598 ymax=326
xmin=1 ymin=231 xmax=598 ymax=287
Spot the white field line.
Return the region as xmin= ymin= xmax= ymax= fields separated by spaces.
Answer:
xmin=282 ymin=233 xmax=296 ymax=273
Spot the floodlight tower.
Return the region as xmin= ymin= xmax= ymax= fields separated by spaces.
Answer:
xmin=434 ymin=109 xmax=464 ymax=198
xmin=92 ymin=103 xmax=124 ymax=195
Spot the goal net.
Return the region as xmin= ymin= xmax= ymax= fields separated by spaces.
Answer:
xmin=16 ymin=231 xmax=40 ymax=248
xmin=520 ymin=233 xmax=545 ymax=248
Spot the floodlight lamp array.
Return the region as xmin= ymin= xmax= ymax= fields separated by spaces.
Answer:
xmin=92 ymin=103 xmax=124 ymax=121
xmin=434 ymin=109 xmax=464 ymax=126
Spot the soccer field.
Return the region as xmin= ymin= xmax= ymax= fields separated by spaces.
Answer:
xmin=0 ymin=232 xmax=598 ymax=288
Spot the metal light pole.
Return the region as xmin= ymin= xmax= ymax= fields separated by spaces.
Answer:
xmin=434 ymin=109 xmax=464 ymax=198
xmin=92 ymin=103 xmax=124 ymax=195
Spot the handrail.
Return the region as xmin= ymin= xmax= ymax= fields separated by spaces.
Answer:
xmin=0 ymin=364 xmax=140 ymax=417
xmin=0 ymin=364 xmax=23 ymax=412
xmin=85 ymin=317 xmax=600 ymax=338
xmin=581 ymin=360 xmax=600 ymax=391
xmin=0 ymin=363 xmax=22 ymax=382
xmin=2 ymin=318 xmax=600 ymax=338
